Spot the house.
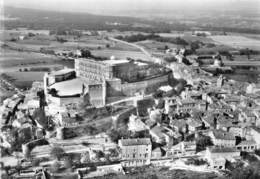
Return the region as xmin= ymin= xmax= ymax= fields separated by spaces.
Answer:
xmin=83 ymin=164 xmax=125 ymax=178
xmin=164 ymin=97 xmax=177 ymax=115
xmin=209 ymin=129 xmax=236 ymax=147
xmin=249 ymin=127 xmax=260 ymax=149
xmin=186 ymin=118 xmax=203 ymax=132
xmin=118 ymin=138 xmax=152 ymax=167
xmin=95 ymin=164 xmax=124 ymax=176
xmin=148 ymin=108 xmax=162 ymax=123
xmin=207 ymin=157 xmax=226 ymax=170
xmin=151 ymin=147 xmax=163 ymax=159
xmin=149 ymin=125 xmax=180 ymax=146
xmin=128 ymin=114 xmax=148 ymax=132
xmin=229 ymin=126 xmax=245 ymax=138
xmin=159 ymin=85 xmax=174 ymax=97
xmin=205 ymin=147 xmax=241 ymax=161
xmin=236 ymin=140 xmax=257 ymax=152
xmin=201 ymin=114 xmax=215 ymax=129
xmin=166 ymin=141 xmax=196 ymax=157
xmin=177 ymin=98 xmax=197 ymax=113
xmin=170 ymin=119 xmax=187 ymax=134
xmin=239 ymin=110 xmax=257 ymax=125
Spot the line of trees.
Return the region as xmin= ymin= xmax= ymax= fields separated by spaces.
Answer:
xmin=115 ymin=33 xmax=189 ymax=46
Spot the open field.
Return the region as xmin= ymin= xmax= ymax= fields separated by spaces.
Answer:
xmin=0 ymin=49 xmax=63 ymax=68
xmin=136 ymin=40 xmax=179 ymax=50
xmin=3 ymin=72 xmax=45 ymax=89
xmin=182 ymin=35 xmax=215 ymax=44
xmin=196 ymin=45 xmax=235 ymax=55
xmin=0 ymin=49 xmax=73 ymax=88
xmin=227 ymin=32 xmax=260 ymax=41
xmin=210 ymin=35 xmax=260 ymax=50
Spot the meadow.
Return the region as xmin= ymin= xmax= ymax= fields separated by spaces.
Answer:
xmin=211 ymin=35 xmax=260 ymax=50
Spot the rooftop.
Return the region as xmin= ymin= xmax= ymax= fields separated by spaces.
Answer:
xmin=211 ymin=129 xmax=236 ymax=140
xmin=150 ymin=125 xmax=165 ymax=138
xmin=119 ymin=138 xmax=151 ymax=146
xmin=209 ymin=147 xmax=239 ymax=153
xmin=237 ymin=140 xmax=256 ymax=146
xmin=103 ymin=59 xmax=129 ymax=66
xmin=49 ymin=68 xmax=75 ymax=76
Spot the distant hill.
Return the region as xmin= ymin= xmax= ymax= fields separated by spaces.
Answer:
xmin=2 ymin=6 xmax=177 ymax=32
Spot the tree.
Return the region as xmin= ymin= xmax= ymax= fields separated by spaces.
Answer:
xmin=63 ymin=156 xmax=72 ymax=169
xmin=80 ymin=48 xmax=92 ymax=58
xmin=108 ymin=148 xmax=119 ymax=158
xmin=31 ymin=159 xmax=40 ymax=167
xmin=196 ymin=135 xmax=212 ymax=152
xmin=51 ymin=161 xmax=61 ymax=173
xmin=28 ymin=32 xmax=35 ymax=37
xmin=48 ymin=88 xmax=58 ymax=97
xmin=37 ymin=90 xmax=45 ymax=108
xmin=50 ymin=147 xmax=65 ymax=160
xmin=95 ymin=150 xmax=105 ymax=159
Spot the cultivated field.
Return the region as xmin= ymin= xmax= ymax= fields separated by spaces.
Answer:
xmin=211 ymin=35 xmax=260 ymax=50
xmin=136 ymin=40 xmax=179 ymax=52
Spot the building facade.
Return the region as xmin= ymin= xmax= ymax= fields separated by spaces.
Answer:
xmin=118 ymin=138 xmax=152 ymax=167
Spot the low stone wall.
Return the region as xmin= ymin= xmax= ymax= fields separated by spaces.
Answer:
xmin=47 ymin=95 xmax=82 ymax=106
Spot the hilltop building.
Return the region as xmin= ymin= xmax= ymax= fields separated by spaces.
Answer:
xmin=44 ymin=57 xmax=172 ymax=108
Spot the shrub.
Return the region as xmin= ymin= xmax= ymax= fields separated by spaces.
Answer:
xmin=50 ymin=147 xmax=65 ymax=160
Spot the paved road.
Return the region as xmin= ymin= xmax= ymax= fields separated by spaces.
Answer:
xmin=109 ymin=37 xmax=153 ymax=60
xmin=107 ymin=94 xmax=153 ymax=106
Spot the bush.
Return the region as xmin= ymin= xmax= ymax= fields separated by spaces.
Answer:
xmin=255 ymin=149 xmax=260 ymax=157
xmin=196 ymin=135 xmax=213 ymax=152
xmin=51 ymin=161 xmax=61 ymax=173
xmin=241 ymin=151 xmax=258 ymax=162
xmin=80 ymin=48 xmax=92 ymax=58
xmin=50 ymin=147 xmax=65 ymax=160
xmin=31 ymin=159 xmax=40 ymax=167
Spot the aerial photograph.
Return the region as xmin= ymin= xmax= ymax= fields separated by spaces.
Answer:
xmin=0 ymin=0 xmax=260 ymax=178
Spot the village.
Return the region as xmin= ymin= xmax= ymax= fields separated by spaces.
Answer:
xmin=1 ymin=35 xmax=260 ymax=178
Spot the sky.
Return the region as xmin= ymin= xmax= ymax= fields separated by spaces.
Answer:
xmin=3 ymin=0 xmax=260 ymax=15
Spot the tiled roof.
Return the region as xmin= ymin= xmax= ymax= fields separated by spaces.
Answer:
xmin=237 ymin=140 xmax=256 ymax=146
xmin=186 ymin=118 xmax=202 ymax=127
xmin=171 ymin=119 xmax=187 ymax=128
xmin=211 ymin=129 xmax=235 ymax=140
xmin=209 ymin=147 xmax=238 ymax=153
xmin=119 ymin=138 xmax=151 ymax=146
